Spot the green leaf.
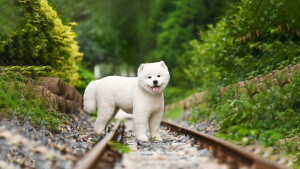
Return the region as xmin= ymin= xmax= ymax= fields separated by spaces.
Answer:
xmin=108 ymin=141 xmax=130 ymax=154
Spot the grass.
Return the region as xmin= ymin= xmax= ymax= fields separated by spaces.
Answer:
xmin=0 ymin=70 xmax=65 ymax=132
xmin=163 ymin=104 xmax=183 ymax=120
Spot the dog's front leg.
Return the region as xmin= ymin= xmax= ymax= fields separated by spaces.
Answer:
xmin=149 ymin=110 xmax=163 ymax=141
xmin=133 ymin=110 xmax=149 ymax=142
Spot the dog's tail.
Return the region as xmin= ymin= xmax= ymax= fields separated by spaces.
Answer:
xmin=83 ymin=80 xmax=97 ymax=113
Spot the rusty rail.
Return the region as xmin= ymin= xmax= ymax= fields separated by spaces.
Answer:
xmin=73 ymin=120 xmax=287 ymax=169
xmin=73 ymin=121 xmax=121 ymax=169
xmin=161 ymin=120 xmax=288 ymax=169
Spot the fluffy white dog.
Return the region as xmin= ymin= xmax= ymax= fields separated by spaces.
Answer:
xmin=83 ymin=61 xmax=170 ymax=141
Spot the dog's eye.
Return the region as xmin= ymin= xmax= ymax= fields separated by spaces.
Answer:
xmin=148 ymin=76 xmax=151 ymax=79
xmin=157 ymin=75 xmax=160 ymax=77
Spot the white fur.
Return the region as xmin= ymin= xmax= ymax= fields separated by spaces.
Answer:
xmin=83 ymin=61 xmax=170 ymax=141
xmin=115 ymin=109 xmax=132 ymax=119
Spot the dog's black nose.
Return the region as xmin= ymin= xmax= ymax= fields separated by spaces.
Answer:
xmin=153 ymin=80 xmax=158 ymax=84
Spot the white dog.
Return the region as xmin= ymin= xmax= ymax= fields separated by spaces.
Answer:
xmin=83 ymin=61 xmax=170 ymax=141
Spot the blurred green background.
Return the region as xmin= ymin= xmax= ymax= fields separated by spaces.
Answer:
xmin=0 ymin=0 xmax=226 ymax=93
xmin=2 ymin=0 xmax=299 ymax=99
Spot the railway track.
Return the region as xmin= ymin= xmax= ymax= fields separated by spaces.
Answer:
xmin=74 ymin=121 xmax=122 ymax=169
xmin=73 ymin=119 xmax=287 ymax=169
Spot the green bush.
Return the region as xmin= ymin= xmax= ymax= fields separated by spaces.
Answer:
xmin=215 ymin=72 xmax=300 ymax=146
xmin=0 ymin=0 xmax=83 ymax=86
xmin=185 ymin=0 xmax=300 ymax=90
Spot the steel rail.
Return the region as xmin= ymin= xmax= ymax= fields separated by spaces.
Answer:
xmin=161 ymin=120 xmax=288 ymax=169
xmin=73 ymin=121 xmax=121 ymax=169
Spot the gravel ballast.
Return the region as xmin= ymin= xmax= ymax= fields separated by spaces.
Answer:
xmin=0 ymin=111 xmax=110 ymax=169
xmin=114 ymin=120 xmax=229 ymax=169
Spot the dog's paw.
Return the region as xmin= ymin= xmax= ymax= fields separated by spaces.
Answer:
xmin=137 ymin=135 xmax=149 ymax=142
xmin=151 ymin=135 xmax=162 ymax=141
xmin=94 ymin=127 xmax=106 ymax=135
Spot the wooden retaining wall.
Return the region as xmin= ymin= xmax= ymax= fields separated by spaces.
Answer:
xmin=34 ymin=77 xmax=82 ymax=114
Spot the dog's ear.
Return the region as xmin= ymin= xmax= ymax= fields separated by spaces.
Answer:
xmin=159 ymin=61 xmax=167 ymax=69
xmin=138 ymin=64 xmax=144 ymax=74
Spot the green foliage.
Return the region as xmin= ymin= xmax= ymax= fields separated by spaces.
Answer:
xmin=148 ymin=0 xmax=225 ymax=86
xmin=185 ymin=21 xmax=229 ymax=89
xmin=75 ymin=63 xmax=95 ymax=94
xmin=226 ymin=0 xmax=300 ymax=37
xmin=0 ymin=0 xmax=22 ymax=34
xmin=50 ymin=0 xmax=153 ymax=67
xmin=186 ymin=0 xmax=300 ymax=90
xmin=74 ymin=0 xmax=121 ymax=65
xmin=108 ymin=141 xmax=130 ymax=154
xmin=0 ymin=0 xmax=83 ymax=86
xmin=215 ymin=126 xmax=259 ymax=145
xmin=0 ymin=72 xmax=63 ymax=132
xmin=215 ymin=72 xmax=300 ymax=146
xmin=1 ymin=66 xmax=53 ymax=79
xmin=48 ymin=0 xmax=225 ymax=82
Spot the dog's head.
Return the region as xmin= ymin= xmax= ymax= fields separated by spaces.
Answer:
xmin=137 ymin=61 xmax=170 ymax=94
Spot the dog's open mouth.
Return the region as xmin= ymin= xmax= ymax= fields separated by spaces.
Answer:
xmin=151 ymin=85 xmax=160 ymax=92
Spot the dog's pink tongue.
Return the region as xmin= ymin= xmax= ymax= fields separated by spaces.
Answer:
xmin=153 ymin=87 xmax=159 ymax=92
